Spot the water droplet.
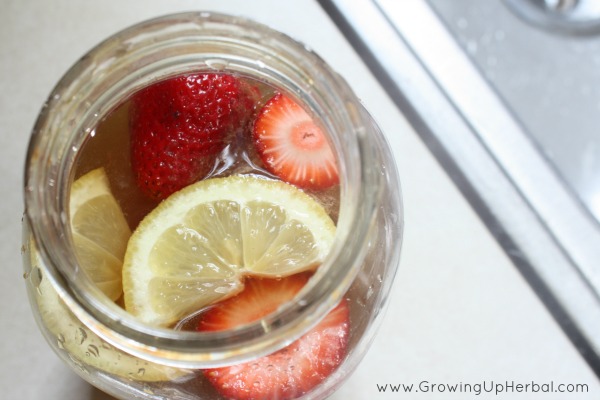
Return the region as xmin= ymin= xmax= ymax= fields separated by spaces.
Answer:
xmin=30 ymin=266 xmax=42 ymax=289
xmin=57 ymin=334 xmax=66 ymax=350
xmin=206 ymin=59 xmax=229 ymax=70
xmin=142 ymin=385 xmax=154 ymax=395
xmin=68 ymin=354 xmax=88 ymax=374
xmin=76 ymin=327 xmax=88 ymax=344
xmin=87 ymin=344 xmax=99 ymax=357
xmin=467 ymin=40 xmax=478 ymax=55
xmin=580 ymin=85 xmax=591 ymax=95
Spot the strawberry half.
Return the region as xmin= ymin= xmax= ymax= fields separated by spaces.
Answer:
xmin=253 ymin=93 xmax=339 ymax=190
xmin=130 ymin=73 xmax=256 ymax=200
xmin=199 ymin=273 xmax=349 ymax=400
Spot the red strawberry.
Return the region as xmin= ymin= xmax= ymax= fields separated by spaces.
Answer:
xmin=130 ymin=73 xmax=256 ymax=200
xmin=253 ymin=93 xmax=339 ymax=190
xmin=199 ymin=273 xmax=349 ymax=400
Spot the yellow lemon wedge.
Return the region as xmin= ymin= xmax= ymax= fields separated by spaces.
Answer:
xmin=122 ymin=175 xmax=336 ymax=327
xmin=27 ymin=239 xmax=188 ymax=382
xmin=70 ymin=168 xmax=131 ymax=301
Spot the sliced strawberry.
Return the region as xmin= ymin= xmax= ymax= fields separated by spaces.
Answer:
xmin=130 ymin=73 xmax=257 ymax=200
xmin=199 ymin=273 xmax=349 ymax=400
xmin=253 ymin=93 xmax=339 ymax=190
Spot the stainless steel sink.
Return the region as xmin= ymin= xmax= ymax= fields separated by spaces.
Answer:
xmin=320 ymin=0 xmax=600 ymax=375
xmin=430 ymin=0 xmax=600 ymax=225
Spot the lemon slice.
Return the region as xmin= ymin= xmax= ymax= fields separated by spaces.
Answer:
xmin=123 ymin=175 xmax=336 ymax=327
xmin=27 ymin=239 xmax=188 ymax=382
xmin=70 ymin=168 xmax=131 ymax=301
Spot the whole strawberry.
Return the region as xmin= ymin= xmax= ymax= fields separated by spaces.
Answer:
xmin=130 ymin=73 xmax=255 ymax=200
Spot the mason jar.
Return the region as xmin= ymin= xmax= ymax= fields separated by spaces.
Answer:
xmin=22 ymin=12 xmax=403 ymax=400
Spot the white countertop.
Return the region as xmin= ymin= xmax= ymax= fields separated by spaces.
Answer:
xmin=1 ymin=1 xmax=598 ymax=399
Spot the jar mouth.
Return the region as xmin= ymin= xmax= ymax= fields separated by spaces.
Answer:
xmin=24 ymin=12 xmax=383 ymax=368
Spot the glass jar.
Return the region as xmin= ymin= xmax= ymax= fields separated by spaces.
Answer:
xmin=22 ymin=12 xmax=403 ymax=400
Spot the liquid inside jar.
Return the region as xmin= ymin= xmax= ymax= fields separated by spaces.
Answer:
xmin=67 ymin=72 xmax=349 ymax=399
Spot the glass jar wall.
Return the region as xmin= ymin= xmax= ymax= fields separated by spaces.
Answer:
xmin=22 ymin=12 xmax=402 ymax=400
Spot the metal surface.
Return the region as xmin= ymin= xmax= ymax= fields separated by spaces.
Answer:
xmin=429 ymin=0 xmax=600 ymax=225
xmin=319 ymin=0 xmax=600 ymax=373
xmin=503 ymin=0 xmax=600 ymax=35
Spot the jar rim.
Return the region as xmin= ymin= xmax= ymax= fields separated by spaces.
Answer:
xmin=24 ymin=11 xmax=383 ymax=368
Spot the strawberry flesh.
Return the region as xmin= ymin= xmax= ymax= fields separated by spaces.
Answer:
xmin=130 ymin=73 xmax=255 ymax=200
xmin=253 ymin=93 xmax=339 ymax=190
xmin=199 ymin=273 xmax=349 ymax=400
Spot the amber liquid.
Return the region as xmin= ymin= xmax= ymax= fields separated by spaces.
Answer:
xmin=71 ymin=74 xmax=356 ymax=399
xmin=74 ymin=76 xmax=340 ymax=232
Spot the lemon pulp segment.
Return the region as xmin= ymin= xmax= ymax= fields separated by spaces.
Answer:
xmin=70 ymin=168 xmax=131 ymax=301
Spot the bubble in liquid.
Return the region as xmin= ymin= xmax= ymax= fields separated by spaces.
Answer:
xmin=366 ymin=285 xmax=374 ymax=300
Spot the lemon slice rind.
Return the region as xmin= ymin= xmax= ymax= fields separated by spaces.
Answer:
xmin=123 ymin=175 xmax=336 ymax=327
